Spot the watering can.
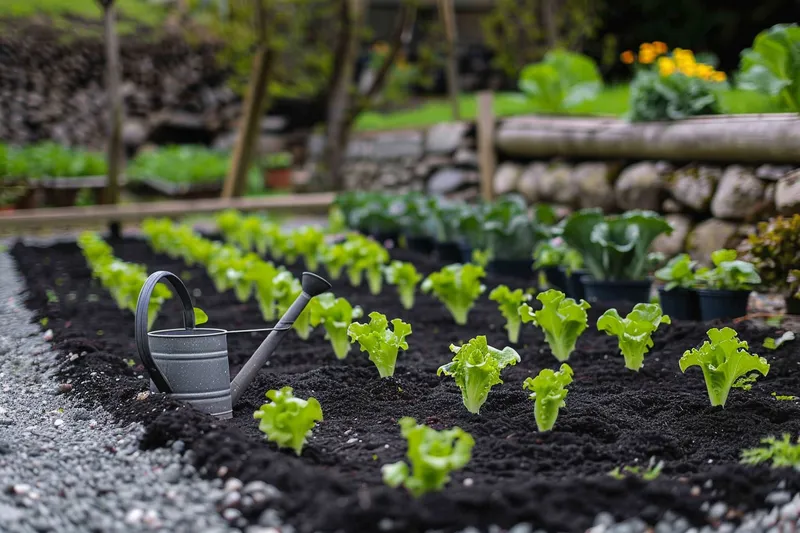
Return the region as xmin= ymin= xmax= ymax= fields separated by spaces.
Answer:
xmin=134 ymin=270 xmax=331 ymax=419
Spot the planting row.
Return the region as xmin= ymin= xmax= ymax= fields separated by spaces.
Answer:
xmin=73 ymin=213 xmax=800 ymax=499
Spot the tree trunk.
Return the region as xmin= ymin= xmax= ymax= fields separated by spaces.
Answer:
xmin=437 ymin=0 xmax=460 ymax=120
xmin=323 ymin=0 xmax=365 ymax=191
xmin=222 ymin=0 xmax=274 ymax=199
xmin=100 ymin=0 xmax=123 ymax=238
xmin=541 ymin=0 xmax=559 ymax=48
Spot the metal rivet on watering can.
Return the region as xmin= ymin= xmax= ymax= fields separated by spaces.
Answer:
xmin=134 ymin=270 xmax=331 ymax=419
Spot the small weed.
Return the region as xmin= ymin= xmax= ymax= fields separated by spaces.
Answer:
xmin=766 ymin=315 xmax=785 ymax=328
xmin=741 ymin=434 xmax=800 ymax=468
xmin=733 ymin=373 xmax=760 ymax=391
xmin=55 ymin=277 xmax=65 ymax=287
xmin=39 ymin=317 xmax=49 ymax=327
xmin=124 ymin=359 xmax=136 ymax=368
xmin=96 ymin=330 xmax=104 ymax=336
xmin=45 ymin=289 xmax=59 ymax=303
xmin=609 ymin=457 xmax=664 ymax=481
xmin=772 ymin=392 xmax=798 ymax=401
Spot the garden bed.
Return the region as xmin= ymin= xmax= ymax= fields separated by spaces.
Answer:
xmin=10 ymin=237 xmax=800 ymax=533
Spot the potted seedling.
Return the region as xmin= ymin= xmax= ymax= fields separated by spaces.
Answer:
xmin=349 ymin=192 xmax=404 ymax=245
xmin=398 ymin=192 xmax=439 ymax=254
xmin=695 ymin=249 xmax=761 ymax=321
xmin=431 ymin=199 xmax=469 ymax=263
xmin=654 ymin=253 xmax=700 ymax=320
xmin=739 ymin=215 xmax=800 ymax=315
xmin=561 ymin=209 xmax=672 ymax=304
xmin=262 ymin=151 xmax=294 ymax=190
xmin=484 ymin=196 xmax=554 ymax=279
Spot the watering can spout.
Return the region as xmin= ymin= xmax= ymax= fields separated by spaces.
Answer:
xmin=302 ymin=272 xmax=332 ymax=297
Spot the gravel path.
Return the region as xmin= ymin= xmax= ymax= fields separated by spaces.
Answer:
xmin=0 ymin=249 xmax=239 ymax=533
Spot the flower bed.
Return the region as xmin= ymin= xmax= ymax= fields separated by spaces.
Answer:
xmin=9 ymin=227 xmax=800 ymax=532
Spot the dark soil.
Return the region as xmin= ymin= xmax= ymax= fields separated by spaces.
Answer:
xmin=11 ymin=237 xmax=800 ymax=533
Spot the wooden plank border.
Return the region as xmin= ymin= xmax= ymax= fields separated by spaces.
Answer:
xmin=0 ymin=193 xmax=335 ymax=231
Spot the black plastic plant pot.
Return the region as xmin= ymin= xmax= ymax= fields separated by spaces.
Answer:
xmin=371 ymin=230 xmax=399 ymax=245
xmin=405 ymin=235 xmax=435 ymax=254
xmin=561 ymin=267 xmax=587 ymax=301
xmin=658 ymin=287 xmax=700 ymax=321
xmin=581 ymin=277 xmax=652 ymax=304
xmin=542 ymin=266 xmax=567 ymax=291
xmin=786 ymin=296 xmax=800 ymax=316
xmin=458 ymin=243 xmax=473 ymax=263
xmin=697 ymin=289 xmax=750 ymax=321
xmin=436 ymin=241 xmax=463 ymax=264
xmin=489 ymin=259 xmax=535 ymax=279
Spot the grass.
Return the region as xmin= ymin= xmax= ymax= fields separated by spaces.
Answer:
xmin=355 ymin=85 xmax=785 ymax=132
xmin=0 ymin=0 xmax=169 ymax=33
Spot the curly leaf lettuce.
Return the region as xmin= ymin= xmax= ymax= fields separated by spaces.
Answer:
xmin=520 ymin=290 xmax=590 ymax=361
xmin=679 ymin=327 xmax=770 ymax=407
xmin=421 ymin=264 xmax=486 ymax=325
xmin=348 ymin=312 xmax=412 ymax=378
xmin=309 ymin=293 xmax=363 ymax=360
xmin=597 ymin=303 xmax=671 ymax=371
xmin=489 ymin=285 xmax=532 ymax=343
xmin=523 ymin=363 xmax=573 ymax=432
xmin=437 ymin=335 xmax=520 ymax=414
xmin=253 ymin=386 xmax=323 ymax=455
xmin=384 ymin=261 xmax=422 ymax=310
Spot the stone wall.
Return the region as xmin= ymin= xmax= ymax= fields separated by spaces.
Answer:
xmin=322 ymin=121 xmax=800 ymax=265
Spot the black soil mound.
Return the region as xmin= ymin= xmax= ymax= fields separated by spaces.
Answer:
xmin=11 ymin=237 xmax=800 ymax=533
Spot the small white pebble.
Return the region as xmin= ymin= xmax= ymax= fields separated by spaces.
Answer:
xmin=125 ymin=508 xmax=144 ymax=525
xmin=384 ymin=444 xmax=389 ymax=449
xmin=463 ymin=478 xmax=474 ymax=487
xmin=708 ymin=459 xmax=714 ymax=464
xmin=346 ymin=437 xmax=358 ymax=444
xmin=88 ymin=420 xmax=98 ymax=429
xmin=136 ymin=391 xmax=150 ymax=401
xmin=42 ymin=329 xmax=53 ymax=341
xmin=54 ymin=419 xmax=64 ymax=427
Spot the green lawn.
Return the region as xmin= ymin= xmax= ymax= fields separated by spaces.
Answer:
xmin=0 ymin=0 xmax=169 ymax=33
xmin=355 ymin=85 xmax=784 ymax=132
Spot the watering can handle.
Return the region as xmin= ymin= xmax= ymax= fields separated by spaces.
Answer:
xmin=134 ymin=270 xmax=196 ymax=394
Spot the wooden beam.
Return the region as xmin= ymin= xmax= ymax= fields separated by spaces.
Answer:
xmin=495 ymin=114 xmax=800 ymax=164
xmin=0 ymin=193 xmax=335 ymax=231
xmin=437 ymin=0 xmax=460 ymax=120
xmin=477 ymin=91 xmax=495 ymax=201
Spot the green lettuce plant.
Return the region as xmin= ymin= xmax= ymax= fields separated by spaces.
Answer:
xmin=250 ymin=261 xmax=286 ymax=321
xmin=437 ymin=335 xmax=520 ymax=414
xmin=320 ymin=240 xmax=350 ymax=280
xmin=382 ymin=417 xmax=475 ymax=498
xmin=384 ymin=261 xmax=422 ymax=310
xmin=253 ymin=386 xmax=323 ymax=455
xmin=523 ymin=363 xmax=573 ymax=432
xmin=483 ymin=196 xmax=554 ymax=261
xmin=680 ymin=327 xmax=770 ymax=407
xmin=520 ymin=290 xmax=590 ymax=362
xmin=489 ymin=285 xmax=532 ymax=343
xmin=274 ymin=271 xmax=314 ymax=340
xmin=737 ymin=23 xmax=800 ymax=112
xmin=421 ymin=264 xmax=486 ymax=325
xmin=597 ymin=303 xmax=671 ymax=371
xmin=345 ymin=236 xmax=390 ymax=294
xmin=561 ymin=209 xmax=673 ymax=281
xmin=283 ymin=225 xmax=326 ymax=270
xmin=309 ymin=293 xmax=363 ymax=360
xmin=518 ymin=49 xmax=603 ymax=112
xmin=696 ymin=249 xmax=761 ymax=290
xmin=654 ymin=253 xmax=697 ymax=290
xmin=347 ymin=312 xmax=412 ymax=378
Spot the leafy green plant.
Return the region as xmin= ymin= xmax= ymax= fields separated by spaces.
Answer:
xmin=741 ymin=434 xmax=800 ymax=468
xmin=382 ymin=417 xmax=475 ymax=498
xmin=320 ymin=239 xmax=351 ymax=280
xmin=384 ymin=261 xmax=423 ymax=310
xmin=128 ymin=145 xmax=261 ymax=188
xmin=0 ymin=142 xmax=106 ymax=179
xmin=597 ymin=303 xmax=671 ymax=371
xmin=421 ymin=264 xmax=486 ymax=325
xmin=253 ymin=386 xmax=323 ymax=455
xmin=397 ymin=193 xmax=441 ymax=239
xmin=608 ymin=457 xmax=664 ymax=480
xmin=520 ymin=290 xmax=590 ymax=362
xmin=471 ymin=248 xmax=492 ymax=269
xmin=489 ymin=285 xmax=532 ymax=343
xmin=309 ymin=293 xmax=363 ymax=360
xmin=437 ymin=335 xmax=521 ymax=414
xmin=696 ymin=249 xmax=761 ymax=291
xmin=680 ymin=327 xmax=770 ymax=407
xmin=274 ymin=271 xmax=314 ymax=340
xmin=282 ymin=225 xmax=326 ymax=270
xmin=345 ymin=236 xmax=390 ymax=295
xmin=738 ymin=215 xmax=800 ymax=298
xmin=347 ymin=312 xmax=412 ymax=378
xmin=654 ymin=253 xmax=697 ymax=290
xmin=523 ymin=363 xmax=573 ymax=432
xmin=483 ymin=196 xmax=553 ymax=261
xmin=561 ymin=209 xmax=673 ymax=281
xmin=78 ymin=232 xmax=171 ymax=328
xmin=518 ymin=49 xmax=603 ymax=112
xmin=737 ymin=23 xmax=800 ymax=112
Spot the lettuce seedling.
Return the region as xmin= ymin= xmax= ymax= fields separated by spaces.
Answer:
xmin=347 ymin=312 xmax=412 ymax=378
xmin=520 ymin=289 xmax=590 ymax=361
xmin=384 ymin=261 xmax=422 ymax=310
xmin=597 ymin=303 xmax=671 ymax=371
xmin=679 ymin=327 xmax=770 ymax=407
xmin=249 ymin=260 xmax=285 ymax=321
xmin=696 ymin=249 xmax=761 ymax=290
xmin=421 ymin=264 xmax=486 ymax=325
xmin=320 ymin=241 xmax=349 ymax=280
xmin=284 ymin=225 xmax=326 ymax=270
xmin=345 ymin=236 xmax=390 ymax=294
xmin=654 ymin=253 xmax=697 ymax=290
xmin=382 ymin=417 xmax=474 ymax=498
xmin=489 ymin=285 xmax=532 ymax=343
xmin=253 ymin=386 xmax=323 ymax=455
xmin=437 ymin=335 xmax=521 ymax=414
xmin=309 ymin=293 xmax=363 ymax=360
xmin=522 ymin=363 xmax=573 ymax=432
xmin=274 ymin=271 xmax=314 ymax=340
xmin=471 ymin=248 xmax=492 ymax=268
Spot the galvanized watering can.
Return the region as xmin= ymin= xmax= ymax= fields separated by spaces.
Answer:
xmin=134 ymin=270 xmax=331 ymax=419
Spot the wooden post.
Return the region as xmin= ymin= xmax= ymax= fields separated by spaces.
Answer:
xmin=222 ymin=0 xmax=273 ymax=199
xmin=100 ymin=0 xmax=123 ymax=238
xmin=437 ymin=0 xmax=460 ymax=120
xmin=477 ymin=91 xmax=495 ymax=202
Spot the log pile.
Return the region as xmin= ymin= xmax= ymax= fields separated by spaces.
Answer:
xmin=0 ymin=25 xmax=237 ymax=149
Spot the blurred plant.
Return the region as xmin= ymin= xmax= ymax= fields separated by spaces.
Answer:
xmin=623 ymin=43 xmax=727 ymax=121
xmin=518 ymin=49 xmax=603 ymax=112
xmin=0 ymin=142 xmax=106 ymax=179
xmin=737 ymin=23 xmax=800 ymax=112
xmin=739 ymin=215 xmax=800 ymax=299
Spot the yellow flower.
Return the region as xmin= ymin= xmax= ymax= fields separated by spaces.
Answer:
xmin=639 ymin=48 xmax=657 ymax=64
xmin=695 ymin=64 xmax=714 ymax=80
xmin=639 ymin=42 xmax=654 ymax=54
xmin=658 ymin=57 xmax=676 ymax=76
xmin=620 ymin=50 xmax=635 ymax=64
xmin=653 ymin=41 xmax=668 ymax=55
xmin=678 ymin=62 xmax=696 ymax=77
xmin=711 ymin=71 xmax=727 ymax=82
xmin=673 ymin=48 xmax=695 ymax=64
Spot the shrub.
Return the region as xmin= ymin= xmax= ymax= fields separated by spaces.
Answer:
xmin=518 ymin=49 xmax=603 ymax=113
xmin=738 ymin=215 xmax=800 ymax=298
xmin=737 ymin=23 xmax=800 ymax=112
